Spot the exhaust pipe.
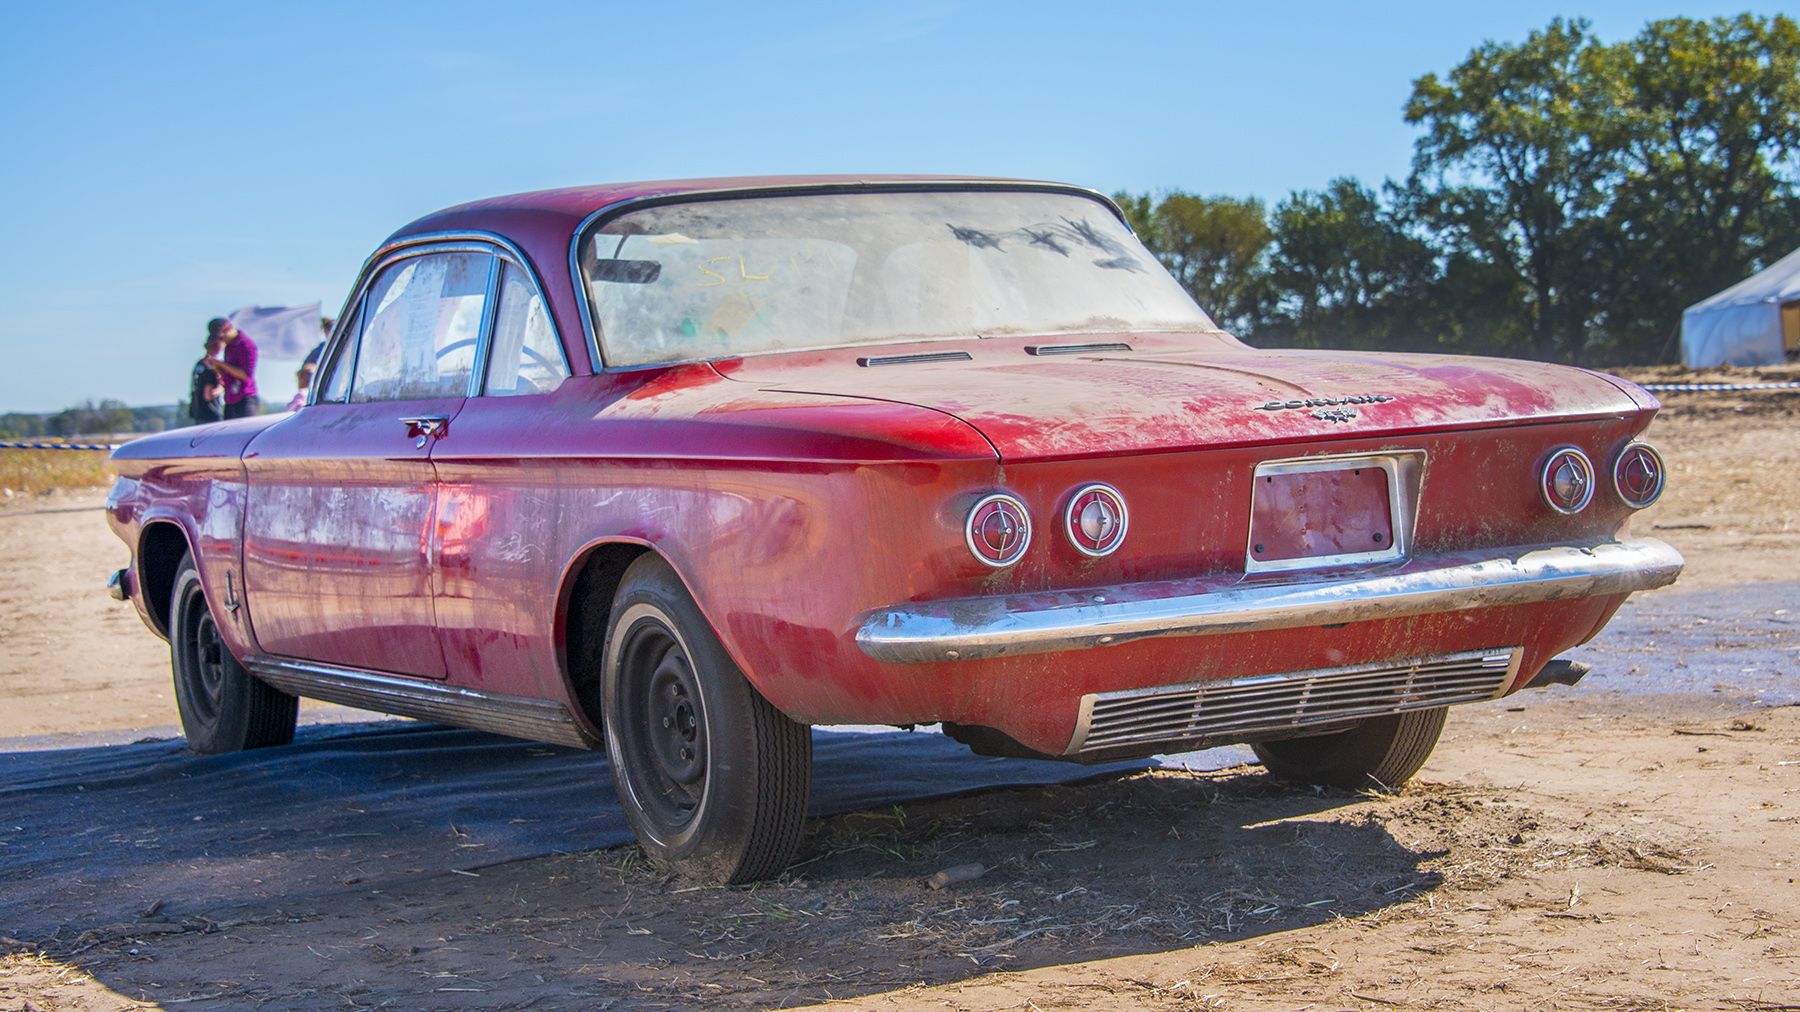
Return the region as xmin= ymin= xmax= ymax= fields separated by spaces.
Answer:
xmin=1524 ymin=658 xmax=1589 ymax=690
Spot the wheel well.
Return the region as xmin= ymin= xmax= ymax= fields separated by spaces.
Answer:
xmin=561 ymin=542 xmax=652 ymax=729
xmin=138 ymin=522 xmax=192 ymax=637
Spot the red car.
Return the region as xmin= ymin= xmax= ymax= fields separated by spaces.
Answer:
xmin=105 ymin=176 xmax=1681 ymax=883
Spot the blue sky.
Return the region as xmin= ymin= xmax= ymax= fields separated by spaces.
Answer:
xmin=2 ymin=0 xmax=1793 ymax=412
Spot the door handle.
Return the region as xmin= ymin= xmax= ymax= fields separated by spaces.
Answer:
xmin=400 ymin=415 xmax=449 ymax=448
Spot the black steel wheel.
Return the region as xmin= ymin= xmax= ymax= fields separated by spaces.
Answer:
xmin=1251 ymin=707 xmax=1447 ymax=791
xmin=601 ymin=555 xmax=812 ymax=884
xmin=169 ymin=553 xmax=296 ymax=753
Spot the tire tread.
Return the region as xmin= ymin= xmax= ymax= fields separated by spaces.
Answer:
xmin=1252 ymin=706 xmax=1446 ymax=791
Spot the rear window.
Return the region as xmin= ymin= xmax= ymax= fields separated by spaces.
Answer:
xmin=580 ymin=189 xmax=1211 ymax=368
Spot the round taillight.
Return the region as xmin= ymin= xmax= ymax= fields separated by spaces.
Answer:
xmin=1540 ymin=447 xmax=1596 ymax=515
xmin=966 ymin=493 xmax=1032 ymax=568
xmin=1065 ymin=483 xmax=1129 ymax=557
xmin=1613 ymin=441 xmax=1666 ymax=509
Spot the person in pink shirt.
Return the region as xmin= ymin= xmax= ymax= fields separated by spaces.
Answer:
xmin=205 ymin=317 xmax=259 ymax=419
xmin=285 ymin=363 xmax=314 ymax=412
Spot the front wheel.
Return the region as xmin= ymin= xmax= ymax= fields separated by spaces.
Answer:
xmin=1251 ymin=707 xmax=1446 ymax=791
xmin=169 ymin=553 xmax=296 ymax=753
xmin=601 ymin=556 xmax=812 ymax=884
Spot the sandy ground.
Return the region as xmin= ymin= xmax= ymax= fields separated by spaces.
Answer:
xmin=1 ymin=368 xmax=1796 ymax=1009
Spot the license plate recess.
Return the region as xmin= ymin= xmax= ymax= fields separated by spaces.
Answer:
xmin=1247 ymin=454 xmax=1413 ymax=573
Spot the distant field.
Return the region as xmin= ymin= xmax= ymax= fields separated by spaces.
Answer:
xmin=0 ymin=446 xmax=114 ymax=496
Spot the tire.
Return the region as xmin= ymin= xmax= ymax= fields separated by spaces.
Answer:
xmin=1251 ymin=707 xmax=1447 ymax=791
xmin=600 ymin=555 xmax=812 ymax=885
xmin=169 ymin=553 xmax=297 ymax=753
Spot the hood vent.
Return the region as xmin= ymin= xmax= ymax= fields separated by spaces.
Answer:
xmin=1025 ymin=342 xmax=1133 ymax=356
xmin=856 ymin=351 xmax=973 ymax=367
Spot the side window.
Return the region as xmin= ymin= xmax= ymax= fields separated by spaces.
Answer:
xmin=484 ymin=263 xmax=569 ymax=396
xmin=312 ymin=303 xmax=360 ymax=404
xmin=350 ymin=251 xmax=492 ymax=403
xmin=315 ymin=332 xmax=355 ymax=404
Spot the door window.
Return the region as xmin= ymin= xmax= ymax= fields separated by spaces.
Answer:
xmin=483 ymin=263 xmax=569 ymax=396
xmin=311 ymin=304 xmax=360 ymax=404
xmin=351 ymin=251 xmax=493 ymax=402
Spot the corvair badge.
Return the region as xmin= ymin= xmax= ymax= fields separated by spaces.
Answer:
xmin=1255 ymin=393 xmax=1395 ymax=423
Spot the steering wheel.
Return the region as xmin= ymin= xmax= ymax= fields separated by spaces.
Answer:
xmin=433 ymin=338 xmax=561 ymax=394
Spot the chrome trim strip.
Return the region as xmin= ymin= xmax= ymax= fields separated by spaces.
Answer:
xmin=567 ymin=180 xmax=1134 ymax=375
xmin=855 ymin=537 xmax=1684 ymax=664
xmin=857 ymin=351 xmax=974 ymax=367
xmin=1065 ymin=648 xmax=1519 ymax=756
xmin=245 ymin=657 xmax=594 ymax=750
xmin=1025 ymin=342 xmax=1133 ymax=356
xmin=464 ymin=254 xmax=503 ymax=398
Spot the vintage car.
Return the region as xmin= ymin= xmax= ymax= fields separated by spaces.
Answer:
xmin=105 ymin=176 xmax=1682 ymax=883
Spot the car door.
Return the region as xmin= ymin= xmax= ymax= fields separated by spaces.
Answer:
xmin=428 ymin=256 xmax=576 ymax=696
xmin=243 ymin=246 xmax=498 ymax=678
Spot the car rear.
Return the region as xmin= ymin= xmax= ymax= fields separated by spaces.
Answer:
xmin=706 ymin=339 xmax=1679 ymax=760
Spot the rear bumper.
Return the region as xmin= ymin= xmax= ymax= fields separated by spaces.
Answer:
xmin=855 ymin=538 xmax=1683 ymax=665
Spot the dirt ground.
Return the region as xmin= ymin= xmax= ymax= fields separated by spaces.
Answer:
xmin=1 ymin=366 xmax=1796 ymax=1009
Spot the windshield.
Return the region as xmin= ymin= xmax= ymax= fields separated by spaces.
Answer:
xmin=580 ymin=189 xmax=1212 ymax=367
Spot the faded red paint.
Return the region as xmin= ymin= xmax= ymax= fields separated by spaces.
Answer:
xmin=105 ymin=176 xmax=1673 ymax=757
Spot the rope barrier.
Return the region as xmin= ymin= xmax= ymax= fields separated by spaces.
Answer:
xmin=1640 ymin=381 xmax=1800 ymax=392
xmin=0 ymin=440 xmax=120 ymax=451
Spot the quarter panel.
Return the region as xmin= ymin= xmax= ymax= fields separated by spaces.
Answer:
xmin=106 ymin=446 xmax=257 ymax=661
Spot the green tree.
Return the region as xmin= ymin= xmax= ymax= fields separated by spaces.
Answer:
xmin=1114 ymin=190 xmax=1271 ymax=332
xmin=1587 ymin=13 xmax=1800 ymax=359
xmin=47 ymin=400 xmax=133 ymax=438
xmin=0 ymin=413 xmax=47 ymax=439
xmin=1260 ymin=178 xmax=1442 ymax=351
xmin=1404 ymin=17 xmax=1617 ymax=362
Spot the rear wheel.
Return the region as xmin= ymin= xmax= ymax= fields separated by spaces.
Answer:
xmin=1251 ymin=707 xmax=1446 ymax=791
xmin=601 ymin=555 xmax=812 ymax=884
xmin=169 ymin=554 xmax=296 ymax=753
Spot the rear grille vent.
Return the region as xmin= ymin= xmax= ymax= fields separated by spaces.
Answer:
xmin=1024 ymin=342 xmax=1133 ymax=356
xmin=856 ymin=351 xmax=973 ymax=367
xmin=1069 ymin=649 xmax=1516 ymax=756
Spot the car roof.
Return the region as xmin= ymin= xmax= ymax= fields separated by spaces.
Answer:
xmin=374 ymin=175 xmax=1111 ymax=376
xmin=386 ymin=174 xmax=1087 ymax=246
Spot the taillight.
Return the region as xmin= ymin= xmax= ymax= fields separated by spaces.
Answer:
xmin=1612 ymin=442 xmax=1666 ymax=509
xmin=1064 ymin=483 xmax=1128 ymax=557
xmin=1540 ymin=447 xmax=1596 ymax=515
xmin=965 ymin=493 xmax=1032 ymax=567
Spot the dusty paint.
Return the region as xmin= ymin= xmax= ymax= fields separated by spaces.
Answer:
xmin=102 ymin=177 xmax=1681 ymax=760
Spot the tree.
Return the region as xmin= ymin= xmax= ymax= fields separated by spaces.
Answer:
xmin=1260 ymin=178 xmax=1442 ymax=351
xmin=0 ymin=413 xmax=46 ymax=439
xmin=46 ymin=400 xmax=133 ymax=438
xmin=1405 ymin=18 xmax=1617 ymax=363
xmin=1114 ymin=190 xmax=1271 ymax=333
xmin=1587 ymin=14 xmax=1800 ymax=359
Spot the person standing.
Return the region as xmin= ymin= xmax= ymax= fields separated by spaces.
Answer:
xmin=284 ymin=362 xmax=315 ymax=412
xmin=206 ymin=317 xmax=260 ymax=419
xmin=188 ymin=334 xmax=225 ymax=424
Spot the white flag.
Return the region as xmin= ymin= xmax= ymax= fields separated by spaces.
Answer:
xmin=228 ymin=303 xmax=323 ymax=359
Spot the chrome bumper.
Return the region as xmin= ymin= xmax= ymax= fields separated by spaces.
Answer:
xmin=855 ymin=538 xmax=1683 ymax=664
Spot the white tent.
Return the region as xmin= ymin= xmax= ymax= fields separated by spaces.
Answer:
xmin=1680 ymin=246 xmax=1800 ymax=367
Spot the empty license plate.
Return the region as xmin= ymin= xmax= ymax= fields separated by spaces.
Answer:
xmin=1247 ymin=457 xmax=1401 ymax=572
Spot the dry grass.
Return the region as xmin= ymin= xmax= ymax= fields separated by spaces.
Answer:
xmin=0 ymin=446 xmax=114 ymax=497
